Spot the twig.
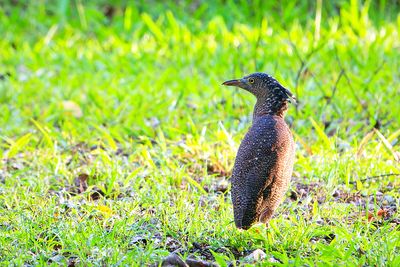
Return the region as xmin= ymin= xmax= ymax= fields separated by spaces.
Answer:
xmin=362 ymin=60 xmax=386 ymax=93
xmin=334 ymin=47 xmax=363 ymax=105
xmin=349 ymin=173 xmax=400 ymax=185
xmin=326 ymin=69 xmax=345 ymax=105
xmin=293 ymin=61 xmax=305 ymax=105
xmin=253 ymin=14 xmax=263 ymax=70
xmin=287 ymin=37 xmax=327 ymax=108
xmin=287 ymin=38 xmax=305 ymax=106
xmin=333 ymin=46 xmax=374 ymax=121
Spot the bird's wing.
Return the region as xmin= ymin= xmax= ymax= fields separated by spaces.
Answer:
xmin=231 ymin=116 xmax=291 ymax=229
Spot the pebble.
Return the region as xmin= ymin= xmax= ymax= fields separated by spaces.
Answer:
xmin=244 ymin=249 xmax=266 ymax=262
xmin=383 ymin=195 xmax=395 ymax=204
xmin=160 ymin=253 xmax=188 ymax=267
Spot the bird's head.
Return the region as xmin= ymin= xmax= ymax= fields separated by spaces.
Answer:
xmin=222 ymin=72 xmax=296 ymax=105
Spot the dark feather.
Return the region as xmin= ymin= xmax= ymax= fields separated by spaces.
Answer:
xmin=231 ymin=115 xmax=294 ymax=229
xmin=223 ymin=72 xmax=295 ymax=230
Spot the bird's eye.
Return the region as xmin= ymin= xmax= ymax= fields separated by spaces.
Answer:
xmin=248 ymin=78 xmax=255 ymax=84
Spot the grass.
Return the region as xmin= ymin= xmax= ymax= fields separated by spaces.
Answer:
xmin=0 ymin=0 xmax=399 ymax=266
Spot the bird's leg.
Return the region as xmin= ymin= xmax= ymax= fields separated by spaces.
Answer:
xmin=263 ymin=223 xmax=273 ymax=248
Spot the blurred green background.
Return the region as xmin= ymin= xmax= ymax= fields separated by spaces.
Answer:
xmin=0 ymin=0 xmax=399 ymax=265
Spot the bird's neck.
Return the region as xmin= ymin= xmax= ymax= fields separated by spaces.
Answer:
xmin=253 ymin=97 xmax=288 ymax=120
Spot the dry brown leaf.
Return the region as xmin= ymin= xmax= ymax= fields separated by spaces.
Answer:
xmin=367 ymin=209 xmax=388 ymax=222
xmin=76 ymin=173 xmax=88 ymax=193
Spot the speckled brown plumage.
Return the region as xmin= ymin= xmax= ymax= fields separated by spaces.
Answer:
xmin=223 ymin=73 xmax=296 ymax=230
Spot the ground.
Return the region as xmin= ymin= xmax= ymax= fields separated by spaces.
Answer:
xmin=0 ymin=1 xmax=399 ymax=266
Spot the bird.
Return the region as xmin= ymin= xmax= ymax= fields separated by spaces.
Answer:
xmin=222 ymin=72 xmax=296 ymax=230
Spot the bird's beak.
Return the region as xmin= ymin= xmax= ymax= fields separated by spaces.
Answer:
xmin=287 ymin=94 xmax=297 ymax=105
xmin=222 ymin=79 xmax=241 ymax=86
xmin=222 ymin=79 xmax=249 ymax=90
xmin=282 ymin=87 xmax=297 ymax=105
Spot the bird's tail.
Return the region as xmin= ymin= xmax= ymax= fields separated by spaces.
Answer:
xmin=233 ymin=206 xmax=257 ymax=230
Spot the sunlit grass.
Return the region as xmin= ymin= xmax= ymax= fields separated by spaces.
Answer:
xmin=0 ymin=0 xmax=399 ymax=265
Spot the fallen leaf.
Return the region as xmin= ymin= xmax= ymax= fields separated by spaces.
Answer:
xmin=96 ymin=205 xmax=113 ymax=216
xmin=367 ymin=209 xmax=388 ymax=222
xmin=75 ymin=173 xmax=88 ymax=193
xmin=377 ymin=209 xmax=388 ymax=218
xmin=62 ymin=100 xmax=83 ymax=118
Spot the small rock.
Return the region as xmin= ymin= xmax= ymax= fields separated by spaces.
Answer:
xmin=17 ymin=64 xmax=30 ymax=81
xmin=75 ymin=173 xmax=89 ymax=193
xmin=129 ymin=235 xmax=147 ymax=246
xmin=165 ymin=236 xmax=181 ymax=252
xmin=186 ymin=257 xmax=216 ymax=267
xmin=383 ymin=195 xmax=395 ymax=204
xmin=289 ymin=190 xmax=298 ymax=201
xmin=244 ymin=249 xmax=266 ymax=262
xmin=90 ymin=187 xmax=105 ymax=200
xmin=216 ymin=179 xmax=229 ymax=193
xmin=268 ymin=257 xmax=280 ymax=263
xmin=152 ymin=232 xmax=163 ymax=247
xmin=67 ymin=256 xmax=79 ymax=267
xmin=11 ymin=162 xmax=24 ymax=170
xmin=145 ymin=117 xmax=161 ymax=128
xmin=198 ymin=196 xmax=207 ymax=207
xmin=0 ymin=170 xmax=6 ymax=184
xmin=298 ymin=189 xmax=306 ymax=197
xmin=160 ymin=253 xmax=188 ymax=267
xmin=186 ymin=102 xmax=198 ymax=110
xmin=391 ymin=218 xmax=400 ymax=225
xmin=49 ymin=254 xmax=65 ymax=263
xmin=394 ymin=151 xmax=400 ymax=162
